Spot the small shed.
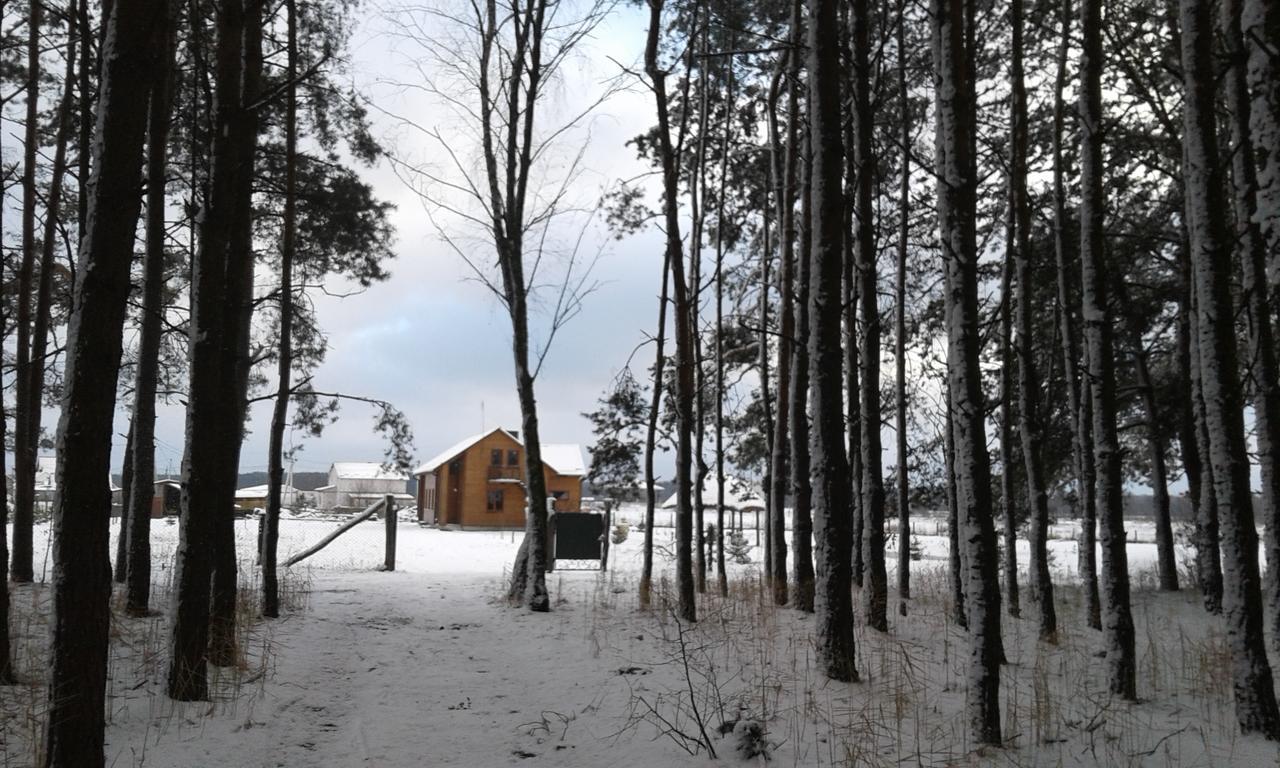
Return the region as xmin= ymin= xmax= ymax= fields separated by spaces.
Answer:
xmin=234 ymin=483 xmax=304 ymax=511
xmin=317 ymin=462 xmax=412 ymax=514
xmin=151 ymin=479 xmax=181 ymax=518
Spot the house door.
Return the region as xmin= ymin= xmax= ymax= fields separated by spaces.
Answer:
xmin=448 ymin=458 xmax=463 ymax=525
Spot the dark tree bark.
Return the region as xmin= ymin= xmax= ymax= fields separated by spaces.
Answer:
xmin=945 ymin=396 xmax=966 ymax=628
xmin=639 ymin=251 xmax=670 ymax=610
xmin=644 ymin=0 xmax=696 ymax=622
xmin=758 ymin=141 xmax=775 ymax=589
xmin=262 ymin=0 xmax=298 ymax=619
xmin=689 ymin=11 xmax=710 ymax=594
xmin=997 ymin=245 xmax=1019 ymax=619
xmin=1188 ymin=265 xmax=1223 ymax=613
xmin=839 ymin=3 xmax=864 ymax=591
xmin=932 ymin=0 xmax=1001 ymax=742
xmin=713 ymin=47 xmax=734 ymax=599
xmin=769 ymin=12 xmax=801 ymax=606
xmin=791 ymin=132 xmax=814 ymax=613
xmin=1242 ymin=0 xmax=1280 ymax=271
xmin=1116 ymin=279 xmax=1178 ymax=593
xmin=169 ymin=0 xmax=255 ymax=700
xmin=1079 ymin=0 xmax=1136 ymax=700
xmin=115 ymin=419 xmax=135 ymax=584
xmin=1219 ymin=0 xmax=1280 ymax=654
xmin=893 ymin=0 xmax=910 ymax=617
xmin=207 ymin=0 xmax=262 ymax=667
xmin=11 ymin=1 xmax=42 ymax=585
xmin=1180 ymin=0 xmax=1280 ymax=736
xmin=808 ymin=0 xmax=856 ymax=683
xmin=1011 ymin=0 xmax=1054 ymax=638
xmin=41 ymin=1 xmax=162 ymax=762
xmin=1050 ymin=0 xmax=1101 ymax=632
xmin=853 ymin=0 xmax=885 ymax=632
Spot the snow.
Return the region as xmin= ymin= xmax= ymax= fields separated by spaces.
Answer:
xmin=659 ymin=476 xmax=765 ymax=511
xmin=330 ymin=461 xmax=410 ymax=481
xmin=2 ymin=505 xmax=1277 ymax=766
xmin=414 ymin=427 xmax=586 ymax=477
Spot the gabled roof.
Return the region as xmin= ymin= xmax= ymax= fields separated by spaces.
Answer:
xmin=235 ymin=483 xmax=301 ymax=499
xmin=414 ymin=427 xmax=587 ymax=477
xmin=330 ymin=462 xmax=409 ymax=481
xmin=661 ymin=477 xmax=765 ymax=511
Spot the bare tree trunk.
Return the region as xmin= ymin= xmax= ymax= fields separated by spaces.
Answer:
xmin=853 ymin=0 xmax=885 ymax=632
xmin=714 ymin=47 xmax=734 ymax=599
xmin=11 ymin=2 xmax=42 ymax=585
xmin=639 ymin=251 xmax=670 ymax=610
xmin=944 ymin=395 xmax=965 ymax=628
xmin=208 ymin=0 xmax=262 ymax=667
xmin=839 ymin=2 xmax=864 ymax=591
xmin=894 ymin=0 xmax=910 ymax=617
xmin=998 ymin=240 xmax=1019 ymax=619
xmin=769 ymin=15 xmax=801 ymax=606
xmin=262 ymin=0 xmax=298 ymax=619
xmin=1011 ymin=0 xmax=1054 ymax=638
xmin=1117 ymin=278 xmax=1178 ymax=592
xmin=127 ymin=0 xmax=177 ymax=618
xmin=1241 ymin=0 xmax=1280 ymax=274
xmin=932 ymin=0 xmax=1001 ymax=741
xmin=644 ymin=0 xmax=695 ymax=622
xmin=758 ymin=147 xmax=775 ymax=586
xmin=791 ymin=132 xmax=814 ymax=613
xmin=808 ymin=0 xmax=856 ymax=683
xmin=1080 ymin=0 xmax=1136 ymax=700
xmin=1188 ymin=265 xmax=1223 ymax=612
xmin=42 ymin=2 xmax=161 ymax=761
xmin=169 ymin=0 xmax=253 ymax=700
xmin=1180 ymin=0 xmax=1280 ymax=736
xmin=115 ymin=419 xmax=135 ymax=584
xmin=690 ymin=12 xmax=710 ymax=594
xmin=1219 ymin=0 xmax=1280 ymax=654
xmin=1050 ymin=0 xmax=1100 ymax=632
xmin=1175 ymin=243 xmax=1213 ymax=608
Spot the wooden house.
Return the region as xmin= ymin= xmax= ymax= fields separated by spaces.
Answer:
xmin=414 ymin=427 xmax=585 ymax=529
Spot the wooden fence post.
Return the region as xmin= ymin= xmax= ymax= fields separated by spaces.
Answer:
xmin=384 ymin=494 xmax=397 ymax=571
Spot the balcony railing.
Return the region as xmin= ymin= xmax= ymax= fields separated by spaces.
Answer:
xmin=488 ymin=465 xmax=523 ymax=481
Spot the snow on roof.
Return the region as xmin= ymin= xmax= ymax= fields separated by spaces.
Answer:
xmin=661 ymin=477 xmax=765 ymax=511
xmin=540 ymin=443 xmax=586 ymax=476
xmin=413 ymin=428 xmax=586 ymax=477
xmin=330 ymin=462 xmax=409 ymax=481
xmin=235 ymin=483 xmax=301 ymax=499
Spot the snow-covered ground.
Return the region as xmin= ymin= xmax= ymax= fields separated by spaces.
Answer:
xmin=0 ymin=506 xmax=1274 ymax=766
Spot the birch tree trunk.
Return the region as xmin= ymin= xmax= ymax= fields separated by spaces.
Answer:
xmin=932 ymin=0 xmax=1001 ymax=741
xmin=42 ymin=2 xmax=161 ymax=761
xmin=1180 ymin=0 xmax=1280 ymax=736
xmin=808 ymin=0 xmax=856 ymax=681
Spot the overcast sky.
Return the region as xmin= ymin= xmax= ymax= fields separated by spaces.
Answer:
xmin=116 ymin=3 xmax=665 ymax=481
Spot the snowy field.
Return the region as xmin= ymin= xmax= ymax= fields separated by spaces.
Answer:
xmin=1 ymin=506 xmax=1276 ymax=766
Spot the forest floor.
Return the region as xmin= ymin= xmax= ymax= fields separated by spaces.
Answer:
xmin=2 ymin=507 xmax=1278 ymax=767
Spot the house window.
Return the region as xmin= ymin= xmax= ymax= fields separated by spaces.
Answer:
xmin=491 ymin=449 xmax=502 ymax=466
xmin=507 ymin=449 xmax=519 ymax=466
xmin=487 ymin=490 xmax=504 ymax=511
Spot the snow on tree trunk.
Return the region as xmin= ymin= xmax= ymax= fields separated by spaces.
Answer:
xmin=1079 ymin=0 xmax=1137 ymax=700
xmin=1180 ymin=0 xmax=1280 ymax=736
xmin=1219 ymin=0 xmax=1280 ymax=655
xmin=42 ymin=2 xmax=161 ymax=762
xmin=808 ymin=0 xmax=856 ymax=682
xmin=169 ymin=0 xmax=254 ymax=700
xmin=931 ymin=0 xmax=1000 ymax=742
